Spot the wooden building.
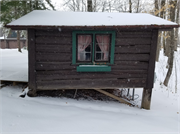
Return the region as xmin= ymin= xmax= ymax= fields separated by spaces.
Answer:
xmin=0 ymin=38 xmax=26 ymax=49
xmin=6 ymin=10 xmax=179 ymax=110
xmin=0 ymin=30 xmax=26 ymax=49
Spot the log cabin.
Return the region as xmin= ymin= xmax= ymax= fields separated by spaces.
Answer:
xmin=6 ymin=10 xmax=179 ymax=110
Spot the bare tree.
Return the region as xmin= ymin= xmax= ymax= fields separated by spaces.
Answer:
xmin=163 ymin=0 xmax=177 ymax=86
xmin=113 ymin=0 xmax=129 ymax=12
xmin=100 ymin=1 xmax=107 ymax=12
xmin=63 ymin=0 xmax=116 ymax=12
xmin=63 ymin=0 xmax=82 ymax=11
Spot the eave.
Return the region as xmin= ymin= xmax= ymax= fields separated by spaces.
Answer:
xmin=5 ymin=24 xmax=180 ymax=30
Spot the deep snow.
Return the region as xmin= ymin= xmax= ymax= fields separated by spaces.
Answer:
xmin=0 ymin=49 xmax=28 ymax=82
xmin=0 ymin=48 xmax=179 ymax=134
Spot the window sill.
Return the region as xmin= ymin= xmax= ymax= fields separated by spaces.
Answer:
xmin=76 ymin=65 xmax=111 ymax=72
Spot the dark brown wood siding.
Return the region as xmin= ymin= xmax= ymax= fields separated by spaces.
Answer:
xmin=28 ymin=29 xmax=36 ymax=90
xmin=32 ymin=29 xmax=156 ymax=90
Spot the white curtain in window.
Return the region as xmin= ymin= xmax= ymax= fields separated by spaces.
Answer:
xmin=96 ymin=35 xmax=110 ymax=60
xmin=78 ymin=35 xmax=92 ymax=60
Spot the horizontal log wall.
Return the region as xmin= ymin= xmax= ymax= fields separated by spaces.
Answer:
xmin=34 ymin=29 xmax=153 ymax=90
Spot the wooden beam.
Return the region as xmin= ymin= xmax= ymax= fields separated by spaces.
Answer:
xmin=141 ymin=88 xmax=152 ymax=110
xmin=94 ymin=89 xmax=134 ymax=106
xmin=28 ymin=29 xmax=37 ymax=97
xmin=146 ymin=29 xmax=158 ymax=89
xmin=13 ymin=82 xmax=17 ymax=86
xmin=27 ymin=89 xmax=37 ymax=97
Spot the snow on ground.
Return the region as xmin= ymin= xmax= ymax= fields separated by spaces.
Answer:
xmin=0 ymin=49 xmax=28 ymax=82
xmin=154 ymin=49 xmax=180 ymax=93
xmin=0 ymin=48 xmax=179 ymax=134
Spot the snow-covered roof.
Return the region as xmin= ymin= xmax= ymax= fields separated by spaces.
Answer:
xmin=6 ymin=10 xmax=178 ymax=29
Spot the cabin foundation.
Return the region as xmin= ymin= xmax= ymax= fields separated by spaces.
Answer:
xmin=27 ymin=89 xmax=37 ymax=97
xmin=141 ymin=88 xmax=152 ymax=110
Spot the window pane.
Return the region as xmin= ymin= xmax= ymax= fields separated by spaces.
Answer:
xmin=96 ymin=53 xmax=102 ymax=60
xmin=77 ymin=35 xmax=92 ymax=61
xmin=85 ymin=53 xmax=91 ymax=60
xmin=96 ymin=43 xmax=101 ymax=52
xmin=95 ymin=35 xmax=110 ymax=61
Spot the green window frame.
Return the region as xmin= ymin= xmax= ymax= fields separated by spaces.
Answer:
xmin=72 ymin=31 xmax=116 ymax=72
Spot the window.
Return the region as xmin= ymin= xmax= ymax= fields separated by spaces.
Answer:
xmin=72 ymin=31 xmax=115 ymax=72
xmin=95 ymin=35 xmax=110 ymax=62
xmin=77 ymin=35 xmax=92 ymax=61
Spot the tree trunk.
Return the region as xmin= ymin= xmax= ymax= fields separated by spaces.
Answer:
xmin=136 ymin=0 xmax=140 ymax=13
xmin=14 ymin=3 xmax=22 ymax=53
xmin=17 ymin=30 xmax=22 ymax=53
xmin=154 ymin=0 xmax=159 ymax=16
xmin=163 ymin=29 xmax=175 ymax=86
xmin=165 ymin=31 xmax=171 ymax=57
xmin=160 ymin=0 xmax=165 ymax=18
xmin=174 ymin=0 xmax=179 ymax=51
xmin=5 ymin=29 xmax=11 ymax=48
xmin=87 ymin=0 xmax=92 ymax=12
xmin=160 ymin=0 xmax=166 ymax=56
xmin=163 ymin=32 xmax=166 ymax=54
xmin=101 ymin=1 xmax=106 ymax=12
xmin=174 ymin=28 xmax=179 ymax=51
xmin=35 ymin=0 xmax=39 ymax=9
xmin=164 ymin=0 xmax=172 ymax=58
xmin=129 ymin=0 xmax=132 ymax=13
xmin=108 ymin=1 xmax=112 ymax=12
xmin=155 ymin=0 xmax=160 ymax=61
xmin=30 ymin=0 xmax=32 ymax=11
xmin=163 ymin=0 xmax=176 ymax=86
xmin=4 ymin=34 xmax=8 ymax=48
xmin=26 ymin=30 xmax=28 ymax=50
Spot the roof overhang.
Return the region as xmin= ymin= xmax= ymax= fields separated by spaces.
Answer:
xmin=5 ymin=24 xmax=180 ymax=31
xmin=5 ymin=10 xmax=179 ymax=30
